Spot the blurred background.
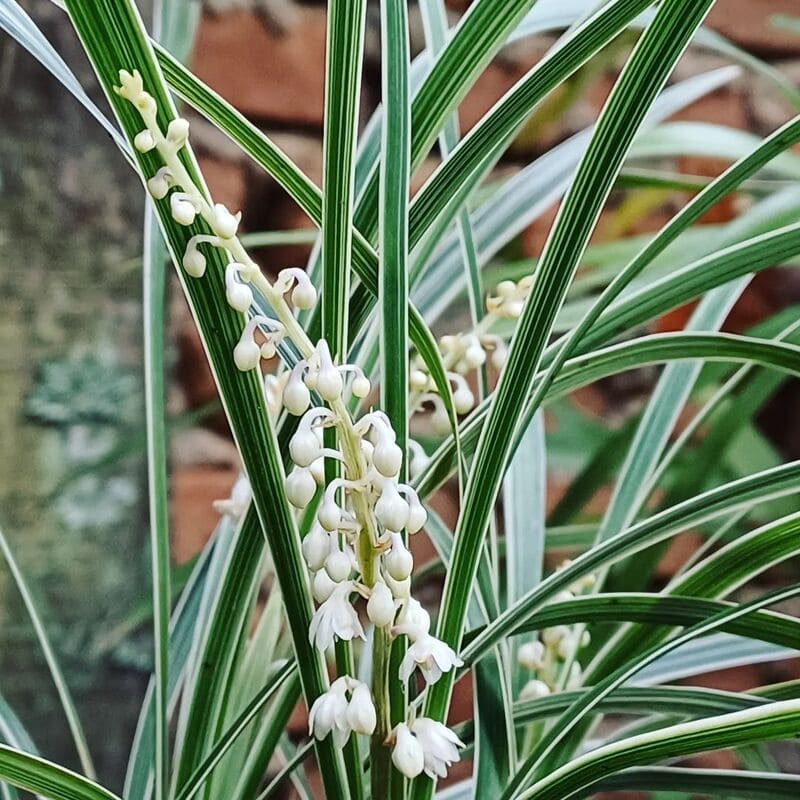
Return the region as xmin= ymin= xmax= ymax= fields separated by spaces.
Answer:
xmin=1 ymin=0 xmax=799 ymax=792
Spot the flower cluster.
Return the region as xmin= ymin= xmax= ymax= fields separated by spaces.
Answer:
xmin=117 ymin=69 xmax=463 ymax=779
xmin=408 ymin=278 xmax=533 ymax=428
xmin=517 ymin=561 xmax=595 ymax=700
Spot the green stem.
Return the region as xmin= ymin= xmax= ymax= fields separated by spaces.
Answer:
xmin=371 ymin=627 xmax=394 ymax=799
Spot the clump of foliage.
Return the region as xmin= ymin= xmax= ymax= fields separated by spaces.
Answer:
xmin=2 ymin=1 xmax=800 ymax=800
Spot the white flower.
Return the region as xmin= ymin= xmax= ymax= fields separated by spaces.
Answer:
xmin=309 ymin=580 xmax=364 ymax=651
xmin=346 ymin=682 xmax=376 ymax=735
xmin=384 ymin=532 xmax=413 ymax=581
xmin=166 ymin=117 xmax=190 ymax=147
xmin=133 ymin=130 xmax=155 ymax=153
xmin=410 ymin=718 xmax=464 ymax=779
xmin=517 ymin=640 xmax=545 ymax=671
xmin=211 ymin=202 xmax=240 ymax=239
xmin=212 ymin=473 xmax=252 ymax=520
xmin=308 ymin=678 xmax=350 ymax=746
xmin=391 ymin=723 xmax=424 ymax=779
xmin=403 ymin=597 xmax=431 ymax=633
xmin=366 ymin=580 xmax=396 ymax=628
xmin=398 ymin=631 xmax=463 ymax=685
xmin=285 ymin=467 xmax=316 ymax=508
xmin=301 ymin=524 xmax=330 ymax=571
xmin=519 ymin=679 xmax=551 ymax=701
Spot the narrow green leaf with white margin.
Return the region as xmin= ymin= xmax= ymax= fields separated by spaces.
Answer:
xmin=505 ymin=582 xmax=800 ymax=795
xmin=61 ymin=2 xmax=348 ymax=797
xmin=0 ymin=747 xmax=118 ymax=800
xmin=594 ymin=767 xmax=800 ymax=799
xmin=414 ymin=8 xmax=720 ymax=785
xmin=322 ymin=0 xmax=366 ymax=359
xmin=520 ymin=697 xmax=800 ymax=800
xmin=355 ymin=0 xmax=539 ymax=243
xmin=462 ymin=459 xmax=800 ymax=662
xmin=377 ymin=0 xmax=411 ymax=794
xmin=418 ymin=0 xmax=484 ymax=332
xmin=173 ymin=662 xmax=297 ymax=800
xmin=142 ymin=209 xmax=170 ymax=800
xmin=0 ymin=525 xmax=95 ymax=779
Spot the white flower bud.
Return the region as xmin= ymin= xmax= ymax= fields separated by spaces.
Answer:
xmin=405 ymin=496 xmax=427 ymax=535
xmin=285 ymin=467 xmax=316 ymax=508
xmin=346 ymin=683 xmax=377 ymax=736
xmin=310 ymin=457 xmax=325 ymax=485
xmin=542 ymin=626 xmax=570 ymax=648
xmin=519 ymin=679 xmax=551 ymax=701
xmin=463 ymin=344 xmax=486 ymax=370
xmin=318 ymin=498 xmax=341 ymax=532
xmin=375 ymin=483 xmax=410 ymax=532
xmin=491 ymin=343 xmax=508 ymax=370
xmin=212 ymin=203 xmax=240 ymax=239
xmin=453 ymin=387 xmax=475 ymax=415
xmin=226 ymin=281 xmax=253 ymax=313
xmin=114 ymin=69 xmax=144 ymax=102
xmin=182 ymin=246 xmax=206 ymax=278
xmin=312 ymin=568 xmax=337 ymax=603
xmin=316 ymin=365 xmax=343 ymax=402
xmin=166 ymin=117 xmax=190 ymax=147
xmin=410 ymin=370 xmax=429 ymax=391
xmin=557 ymin=631 xmax=580 ymax=661
xmin=351 ymin=375 xmax=370 ymax=398
xmin=133 ymin=130 xmax=155 ymax=153
xmin=496 ymin=280 xmax=517 ymax=299
xmin=373 ymin=439 xmax=403 ymax=478
xmin=384 ymin=533 xmax=413 ymax=581
xmin=283 ymin=373 xmax=311 ymax=416
xmin=325 ymin=548 xmax=352 ymax=582
xmin=170 ymin=194 xmax=196 ymax=226
xmin=384 ymin=573 xmax=411 ymax=599
xmin=233 ymin=338 xmax=261 ymax=371
xmin=291 ymin=280 xmax=317 ymax=310
xmin=302 ymin=525 xmax=330 ymax=571
xmin=147 ymin=168 xmax=172 ymax=200
xmin=366 ymin=580 xmax=396 ymax=628
xmin=290 ymin=429 xmax=321 ymax=468
xmin=518 ymin=640 xmax=545 ymax=671
xmin=431 ymin=404 xmax=451 ymax=435
xmin=391 ymin=724 xmax=424 ymax=779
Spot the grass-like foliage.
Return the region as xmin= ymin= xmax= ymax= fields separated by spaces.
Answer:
xmin=2 ymin=0 xmax=800 ymax=798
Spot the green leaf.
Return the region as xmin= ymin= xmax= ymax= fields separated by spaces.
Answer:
xmin=594 ymin=767 xmax=800 ymax=799
xmin=124 ymin=538 xmax=216 ymax=800
xmin=171 ymin=509 xmax=266 ymax=792
xmin=519 ymin=696 xmax=800 ymax=800
xmin=376 ymin=0 xmax=412 ymax=792
xmin=463 ymin=460 xmax=800 ymax=661
xmin=142 ymin=152 xmax=171 ymax=800
xmin=0 ymin=747 xmax=118 ymax=800
xmin=322 ymin=0 xmax=367 ymax=360
xmin=174 ymin=662 xmax=297 ymax=800
xmin=507 ymin=582 xmax=800 ymax=795
xmin=61 ymin=2 xmax=348 ymax=797
xmin=0 ymin=525 xmax=95 ymax=779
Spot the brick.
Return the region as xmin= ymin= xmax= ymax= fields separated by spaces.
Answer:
xmin=707 ymin=0 xmax=800 ymax=57
xmin=171 ymin=466 xmax=238 ymax=563
xmin=197 ymin=154 xmax=248 ymax=214
xmin=192 ymin=8 xmax=327 ymax=125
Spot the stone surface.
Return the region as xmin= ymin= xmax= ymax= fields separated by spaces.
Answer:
xmin=192 ymin=7 xmax=328 ymax=125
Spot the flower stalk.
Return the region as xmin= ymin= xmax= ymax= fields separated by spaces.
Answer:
xmin=117 ymin=68 xmax=463 ymax=784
